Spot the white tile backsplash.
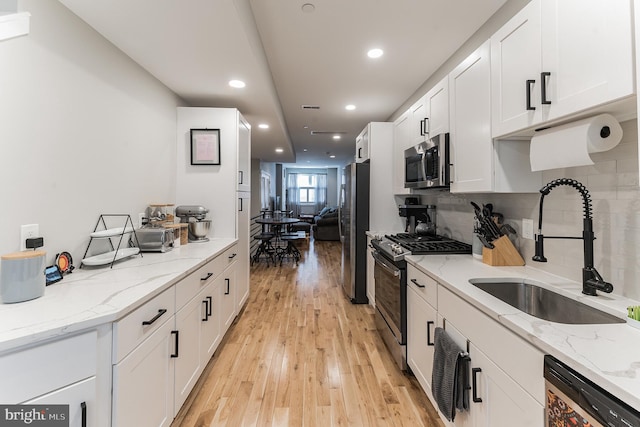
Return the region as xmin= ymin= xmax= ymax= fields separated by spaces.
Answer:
xmin=416 ymin=119 xmax=640 ymax=300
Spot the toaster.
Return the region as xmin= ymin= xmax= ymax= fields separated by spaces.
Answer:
xmin=136 ymin=227 xmax=174 ymax=252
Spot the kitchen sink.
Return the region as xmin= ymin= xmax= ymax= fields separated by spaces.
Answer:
xmin=469 ymin=278 xmax=625 ymax=325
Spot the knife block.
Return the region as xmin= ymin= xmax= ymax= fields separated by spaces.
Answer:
xmin=482 ymin=236 xmax=525 ymax=266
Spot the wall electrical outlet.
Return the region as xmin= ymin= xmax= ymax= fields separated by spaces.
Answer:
xmin=522 ymin=218 xmax=534 ymax=240
xmin=20 ymin=224 xmax=39 ymax=251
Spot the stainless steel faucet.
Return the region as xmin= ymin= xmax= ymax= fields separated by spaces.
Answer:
xmin=532 ymin=178 xmax=613 ymax=296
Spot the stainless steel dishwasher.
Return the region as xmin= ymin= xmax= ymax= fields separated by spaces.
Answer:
xmin=544 ymin=355 xmax=640 ymax=426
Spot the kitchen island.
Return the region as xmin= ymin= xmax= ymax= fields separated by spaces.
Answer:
xmin=406 ymin=253 xmax=640 ymax=414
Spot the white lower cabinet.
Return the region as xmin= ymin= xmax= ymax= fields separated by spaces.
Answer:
xmin=26 ymin=377 xmax=96 ymax=427
xmin=112 ymin=319 xmax=175 ymax=427
xmin=221 ymin=263 xmax=237 ymax=334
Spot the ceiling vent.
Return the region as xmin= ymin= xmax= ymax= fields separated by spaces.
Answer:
xmin=301 ymin=105 xmax=320 ymax=110
xmin=310 ymin=131 xmax=346 ymax=135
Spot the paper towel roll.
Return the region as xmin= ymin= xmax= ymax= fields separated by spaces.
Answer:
xmin=530 ymin=113 xmax=623 ymax=171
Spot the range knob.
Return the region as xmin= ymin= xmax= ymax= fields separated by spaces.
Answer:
xmin=391 ymin=243 xmax=403 ymax=254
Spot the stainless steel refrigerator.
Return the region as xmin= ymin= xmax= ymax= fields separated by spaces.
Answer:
xmin=339 ymin=162 xmax=370 ymax=304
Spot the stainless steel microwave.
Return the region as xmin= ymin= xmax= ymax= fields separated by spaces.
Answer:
xmin=404 ymin=133 xmax=450 ymax=189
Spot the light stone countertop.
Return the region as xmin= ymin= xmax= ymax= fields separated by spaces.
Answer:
xmin=405 ymin=254 xmax=640 ymax=410
xmin=0 ymin=238 xmax=236 ymax=353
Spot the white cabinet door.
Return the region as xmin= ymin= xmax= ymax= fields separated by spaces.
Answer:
xmin=468 ymin=342 xmax=544 ymax=427
xmin=221 ymin=265 xmax=237 ymax=334
xmin=237 ymin=114 xmax=251 ymax=192
xmin=112 ymin=319 xmax=175 ymax=427
xmin=26 ymin=377 xmax=96 ymax=427
xmin=426 ymin=76 xmax=449 ymax=136
xmin=410 ymin=96 xmax=429 ymax=145
xmin=392 ymin=111 xmax=412 ymax=195
xmin=449 ymin=41 xmax=494 ymax=193
xmin=542 ymin=0 xmax=634 ymax=120
xmin=236 ymin=192 xmax=250 ymax=312
xmin=406 ymin=286 xmax=437 ymax=394
xmin=355 ymin=125 xmax=369 ymax=163
xmin=173 ymin=293 xmax=204 ymax=414
xmin=201 ymin=278 xmax=222 ymax=363
xmin=490 ymin=0 xmax=542 ymax=138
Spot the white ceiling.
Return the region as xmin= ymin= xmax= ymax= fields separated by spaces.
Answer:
xmin=58 ymin=0 xmax=508 ymax=167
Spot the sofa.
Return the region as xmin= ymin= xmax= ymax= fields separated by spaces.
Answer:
xmin=312 ymin=207 xmax=340 ymax=241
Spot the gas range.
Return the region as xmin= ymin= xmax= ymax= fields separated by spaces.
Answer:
xmin=372 ymin=233 xmax=472 ymax=262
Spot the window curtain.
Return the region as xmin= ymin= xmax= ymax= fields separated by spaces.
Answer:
xmin=316 ymin=173 xmax=327 ymax=212
xmin=286 ymin=172 xmax=300 ymax=217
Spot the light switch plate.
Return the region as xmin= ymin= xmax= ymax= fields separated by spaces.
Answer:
xmin=522 ymin=218 xmax=534 ymax=240
xmin=20 ymin=224 xmax=39 ymax=251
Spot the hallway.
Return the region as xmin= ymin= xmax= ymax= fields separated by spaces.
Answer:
xmin=173 ymin=237 xmax=443 ymax=426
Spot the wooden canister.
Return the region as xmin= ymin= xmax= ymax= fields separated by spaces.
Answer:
xmin=1 ymin=250 xmax=46 ymax=303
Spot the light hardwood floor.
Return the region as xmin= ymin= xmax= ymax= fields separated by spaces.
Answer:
xmin=173 ymin=236 xmax=444 ymax=427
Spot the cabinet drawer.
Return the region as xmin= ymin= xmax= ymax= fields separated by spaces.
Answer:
xmin=0 ymin=330 xmax=97 ymax=403
xmin=222 ymin=244 xmax=239 ymax=269
xmin=175 ymin=259 xmax=217 ymax=310
xmin=113 ymin=287 xmax=175 ymax=362
xmin=407 ymin=264 xmax=438 ymax=308
xmin=438 ymin=286 xmax=544 ymax=403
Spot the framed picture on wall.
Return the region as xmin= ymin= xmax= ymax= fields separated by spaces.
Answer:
xmin=190 ymin=128 xmax=221 ymax=165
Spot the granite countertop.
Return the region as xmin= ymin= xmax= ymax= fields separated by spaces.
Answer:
xmin=406 ymin=254 xmax=640 ymax=410
xmin=0 ymin=238 xmax=236 ymax=353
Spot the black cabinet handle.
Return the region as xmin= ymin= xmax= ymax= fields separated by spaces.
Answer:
xmin=472 ymin=367 xmax=483 ymax=403
xmin=171 ymin=330 xmax=179 ymax=358
xmin=225 ymin=278 xmax=230 ymax=295
xmin=526 ymin=80 xmax=536 ymax=111
xmin=541 ymin=72 xmax=551 ymax=105
xmin=419 ymin=118 xmax=424 ymax=136
xmin=410 ymin=278 xmax=425 ymax=288
xmin=358 ymin=147 xmax=362 ymax=159
xmin=202 ymin=300 xmax=209 ymax=321
xmin=423 ymin=118 xmax=429 ymax=135
xmin=239 ymin=170 xmax=244 ymax=184
xmin=207 ymin=296 xmax=212 ymax=316
xmin=201 ymin=272 xmax=213 ymax=281
xmin=81 ymin=402 xmax=87 ymax=427
xmin=238 ymin=198 xmax=243 ymax=212
xmin=426 ymin=321 xmax=434 ymax=346
xmin=142 ymin=309 xmax=167 ymax=326
xmin=228 ymin=253 xmax=237 ymax=259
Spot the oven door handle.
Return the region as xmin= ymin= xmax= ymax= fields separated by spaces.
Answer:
xmin=372 ymin=251 xmax=401 ymax=277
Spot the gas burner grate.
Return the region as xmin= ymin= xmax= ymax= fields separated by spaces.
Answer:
xmin=385 ymin=233 xmax=471 ymax=255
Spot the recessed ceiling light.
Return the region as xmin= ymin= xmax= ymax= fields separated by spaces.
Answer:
xmin=303 ymin=125 xmax=309 ymax=129
xmin=258 ymin=123 xmax=269 ymax=129
xmin=228 ymin=79 xmax=246 ymax=88
xmin=367 ymin=48 xmax=384 ymax=59
xmin=303 ymin=148 xmax=308 ymax=152
xmin=345 ymin=104 xmax=356 ymax=111
xmin=275 ymin=148 xmax=284 ymax=153
xmin=329 ymin=155 xmax=336 ymax=158
xmin=333 ymin=135 xmax=341 ymax=140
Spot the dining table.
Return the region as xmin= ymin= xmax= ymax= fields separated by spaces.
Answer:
xmin=254 ymin=216 xmax=302 ymax=264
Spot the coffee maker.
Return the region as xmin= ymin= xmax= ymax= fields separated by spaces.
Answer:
xmin=398 ymin=198 xmax=436 ymax=235
xmin=175 ymin=205 xmax=211 ymax=242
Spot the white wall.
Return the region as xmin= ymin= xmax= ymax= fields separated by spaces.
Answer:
xmin=0 ymin=0 xmax=180 ymax=261
xmin=416 ymin=119 xmax=640 ymax=300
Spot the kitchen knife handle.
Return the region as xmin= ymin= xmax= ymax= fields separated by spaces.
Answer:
xmin=171 ymin=330 xmax=179 ymax=358
xmin=472 ymin=367 xmax=483 ymax=403
xmin=426 ymin=321 xmax=435 ymax=346
xmin=526 ymin=79 xmax=536 ymax=111
xmin=541 ymin=72 xmax=551 ymax=104
xmin=142 ymin=309 xmax=167 ymax=326
xmin=410 ymin=278 xmax=425 ymax=288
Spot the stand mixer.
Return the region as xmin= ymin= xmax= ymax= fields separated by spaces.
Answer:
xmin=175 ymin=205 xmax=211 ymax=242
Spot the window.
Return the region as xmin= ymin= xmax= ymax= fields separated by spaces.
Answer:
xmin=297 ymin=174 xmax=317 ymax=204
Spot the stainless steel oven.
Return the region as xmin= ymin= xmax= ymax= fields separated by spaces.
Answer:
xmin=371 ymin=249 xmax=407 ymax=369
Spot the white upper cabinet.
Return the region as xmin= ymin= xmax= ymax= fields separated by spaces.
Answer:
xmin=237 ymin=114 xmax=251 ymax=192
xmin=355 ymin=126 xmax=370 ymax=163
xmin=491 ymin=0 xmax=634 ymax=138
xmin=392 ymin=111 xmax=412 ymax=195
xmin=425 ymin=76 xmax=449 ymax=137
xmin=410 ymin=96 xmax=429 ymax=145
